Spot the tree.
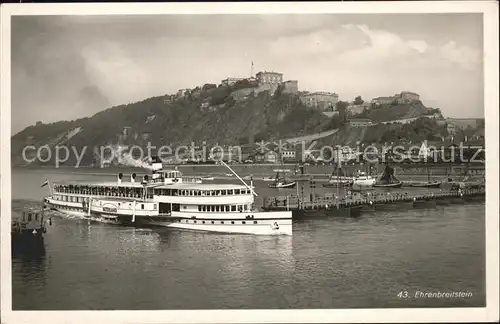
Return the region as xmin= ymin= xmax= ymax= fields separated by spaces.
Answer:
xmin=353 ymin=96 xmax=364 ymax=105
xmin=336 ymin=101 xmax=349 ymax=122
xmin=202 ymin=83 xmax=217 ymax=91
xmin=36 ymin=121 xmax=43 ymax=126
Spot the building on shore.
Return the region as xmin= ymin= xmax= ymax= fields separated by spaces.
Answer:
xmin=176 ymin=88 xmax=190 ymax=98
xmin=347 ymin=102 xmax=370 ymax=116
xmin=282 ymin=80 xmax=298 ymax=94
xmin=371 ymin=91 xmax=420 ymax=105
xmin=446 ymin=122 xmax=457 ymax=135
xmin=230 ymin=88 xmax=255 ymax=102
xmin=256 ymin=71 xmax=283 ymax=85
xmin=300 ymin=92 xmax=339 ymax=110
xmin=221 ymin=77 xmax=246 ymax=86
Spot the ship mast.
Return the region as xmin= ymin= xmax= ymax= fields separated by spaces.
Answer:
xmin=219 ymin=160 xmax=258 ymax=196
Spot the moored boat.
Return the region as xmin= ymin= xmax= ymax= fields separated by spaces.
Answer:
xmin=373 ymin=163 xmax=403 ymax=188
xmin=268 ymin=181 xmax=297 ymax=189
xmin=12 ymin=206 xmax=47 ymax=245
xmin=268 ymin=170 xmax=297 ymax=189
xmin=409 ymin=181 xmax=441 ymax=188
xmin=323 ymin=165 xmax=353 ymax=188
xmin=43 ymin=159 xmax=292 ymax=236
xmin=409 ymin=165 xmax=441 ymax=188
xmin=352 ymin=171 xmax=376 ymax=187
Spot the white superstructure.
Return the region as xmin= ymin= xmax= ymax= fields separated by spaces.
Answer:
xmin=44 ymin=162 xmax=292 ymax=235
xmin=352 ymin=171 xmax=376 ymax=187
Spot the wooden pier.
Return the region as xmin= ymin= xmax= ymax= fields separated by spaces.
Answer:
xmin=262 ymin=187 xmax=485 ymax=218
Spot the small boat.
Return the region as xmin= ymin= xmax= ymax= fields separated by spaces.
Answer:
xmin=268 ymin=181 xmax=297 ymax=189
xmin=373 ymin=182 xmax=403 ymax=188
xmin=268 ymin=170 xmax=296 ymax=189
xmin=373 ymin=163 xmax=403 ymax=188
xmin=12 ymin=206 xmax=47 ymax=245
xmin=410 ymin=181 xmax=441 ymax=188
xmin=409 ymin=166 xmax=441 ymax=188
xmin=352 ymin=171 xmax=376 ymax=187
xmin=323 ymin=165 xmax=353 ymax=187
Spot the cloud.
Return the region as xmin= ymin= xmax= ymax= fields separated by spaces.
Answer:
xmin=81 ymin=42 xmax=153 ymax=104
xmin=10 ymin=16 xmax=484 ymax=135
xmin=439 ymin=40 xmax=481 ymax=70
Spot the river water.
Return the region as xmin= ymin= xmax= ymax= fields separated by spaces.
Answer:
xmin=11 ymin=167 xmax=485 ymax=309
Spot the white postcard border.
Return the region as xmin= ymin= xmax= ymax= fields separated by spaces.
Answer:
xmin=1 ymin=2 xmax=498 ymax=323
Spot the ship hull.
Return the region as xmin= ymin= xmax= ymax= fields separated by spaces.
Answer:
xmin=353 ymin=179 xmax=376 ymax=187
xmin=268 ymin=182 xmax=296 ymax=189
xmin=410 ymin=182 xmax=441 ymax=188
xmin=46 ymin=197 xmax=292 ymax=235
xmin=373 ymin=182 xmax=403 ymax=188
xmin=139 ymin=218 xmax=292 ymax=235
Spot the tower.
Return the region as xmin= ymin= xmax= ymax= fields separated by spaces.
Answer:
xmin=250 ymin=61 xmax=254 ymax=78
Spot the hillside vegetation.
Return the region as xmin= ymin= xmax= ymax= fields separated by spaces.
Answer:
xmin=12 ymin=84 xmax=332 ymax=166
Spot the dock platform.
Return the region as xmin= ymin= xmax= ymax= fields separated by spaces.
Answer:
xmin=262 ymin=187 xmax=485 ymax=217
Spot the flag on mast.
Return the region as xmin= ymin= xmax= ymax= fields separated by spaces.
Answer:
xmin=41 ymin=179 xmax=49 ymax=188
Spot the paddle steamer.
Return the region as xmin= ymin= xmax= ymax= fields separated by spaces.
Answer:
xmin=43 ymin=160 xmax=292 ymax=235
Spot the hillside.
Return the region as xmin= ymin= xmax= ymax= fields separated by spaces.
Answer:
xmin=352 ymin=101 xmax=438 ymax=122
xmin=11 ymin=84 xmax=332 ymax=167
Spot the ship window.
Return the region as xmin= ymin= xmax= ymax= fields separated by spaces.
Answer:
xmin=194 ymin=220 xmax=197 ymax=223
xmin=216 ymin=205 xmax=220 ymax=212
xmin=222 ymin=190 xmax=226 ymax=195
xmin=153 ymin=204 xmax=157 ymax=210
xmin=211 ymin=221 xmax=215 ymax=224
xmin=225 ymin=205 xmax=230 ymax=212
xmin=235 ymin=189 xmax=240 ymax=194
xmin=244 ymin=205 xmax=248 ymax=211
xmin=118 ymin=203 xmax=121 ymax=207
xmin=28 ymin=213 xmax=32 ymax=221
xmin=141 ymin=204 xmax=144 ymax=210
xmin=221 ymin=221 xmax=224 ymax=224
xmin=231 ymin=205 xmax=236 ymax=211
xmin=35 ymin=214 xmax=38 ymax=221
xmin=202 ymin=221 xmax=205 ymax=224
xmin=231 ymin=221 xmax=235 ymax=224
xmin=253 ymin=221 xmax=258 ymax=224
xmin=242 ymin=221 xmax=246 ymax=224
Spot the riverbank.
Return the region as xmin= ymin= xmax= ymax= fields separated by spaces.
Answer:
xmin=13 ymin=162 xmax=484 ymax=178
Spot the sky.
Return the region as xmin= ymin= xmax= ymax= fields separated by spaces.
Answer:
xmin=11 ymin=13 xmax=484 ymax=135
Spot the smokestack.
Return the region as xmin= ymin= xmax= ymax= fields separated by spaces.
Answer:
xmin=117 ymin=173 xmax=123 ymax=184
xmin=131 ymin=173 xmax=136 ymax=183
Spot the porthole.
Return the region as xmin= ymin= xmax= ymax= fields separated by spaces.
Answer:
xmin=221 ymin=221 xmax=224 ymax=224
xmin=253 ymin=221 xmax=257 ymax=224
xmin=194 ymin=220 xmax=197 ymax=224
xmin=211 ymin=221 xmax=215 ymax=224
xmin=231 ymin=221 xmax=235 ymax=224
xmin=242 ymin=221 xmax=246 ymax=224
xmin=202 ymin=221 xmax=205 ymax=224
